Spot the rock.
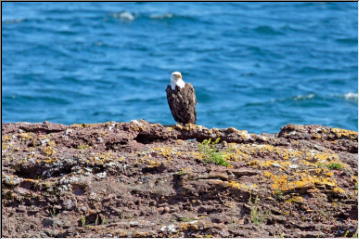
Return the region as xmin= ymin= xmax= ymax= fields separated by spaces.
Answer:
xmin=1 ymin=121 xmax=357 ymax=238
xmin=63 ymin=199 xmax=75 ymax=210
xmin=42 ymin=218 xmax=54 ymax=227
xmin=160 ymin=224 xmax=177 ymax=233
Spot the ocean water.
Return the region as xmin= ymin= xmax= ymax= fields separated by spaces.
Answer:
xmin=2 ymin=2 xmax=358 ymax=133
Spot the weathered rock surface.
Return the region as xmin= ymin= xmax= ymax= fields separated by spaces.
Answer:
xmin=2 ymin=120 xmax=358 ymax=237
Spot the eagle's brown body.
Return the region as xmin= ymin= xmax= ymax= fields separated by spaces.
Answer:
xmin=166 ymin=83 xmax=197 ymax=124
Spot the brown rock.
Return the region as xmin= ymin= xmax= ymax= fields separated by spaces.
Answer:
xmin=2 ymin=121 xmax=357 ymax=238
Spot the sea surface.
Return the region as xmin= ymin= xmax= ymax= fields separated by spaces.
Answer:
xmin=3 ymin=2 xmax=358 ymax=133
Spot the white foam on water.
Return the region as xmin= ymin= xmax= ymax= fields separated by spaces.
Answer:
xmin=344 ymin=92 xmax=358 ymax=101
xmin=113 ymin=11 xmax=135 ymax=21
xmin=150 ymin=13 xmax=174 ymax=19
xmin=293 ymin=94 xmax=315 ymax=101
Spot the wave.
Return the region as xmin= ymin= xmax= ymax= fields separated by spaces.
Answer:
xmin=243 ymin=91 xmax=357 ymax=107
xmin=112 ymin=11 xmax=135 ymax=21
xmin=343 ymin=92 xmax=358 ymax=101
xmin=293 ymin=94 xmax=316 ymax=101
xmin=150 ymin=13 xmax=174 ymax=19
xmin=293 ymin=92 xmax=358 ymax=102
xmin=111 ymin=11 xmax=198 ymax=22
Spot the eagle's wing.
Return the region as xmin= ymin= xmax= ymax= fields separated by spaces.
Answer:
xmin=166 ymin=85 xmax=181 ymax=122
xmin=185 ymin=83 xmax=197 ymax=108
xmin=183 ymin=83 xmax=197 ymax=123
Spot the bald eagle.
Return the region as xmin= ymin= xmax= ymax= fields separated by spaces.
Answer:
xmin=166 ymin=72 xmax=197 ymax=124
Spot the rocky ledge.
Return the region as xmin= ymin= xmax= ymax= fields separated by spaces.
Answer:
xmin=2 ymin=121 xmax=358 ymax=237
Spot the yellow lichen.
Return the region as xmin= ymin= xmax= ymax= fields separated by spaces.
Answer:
xmin=332 ymin=187 xmax=346 ymax=194
xmin=249 ymin=159 xmax=290 ymax=169
xmin=226 ymin=181 xmax=257 ymax=191
xmin=145 ymin=159 xmax=161 ymax=168
xmin=90 ymin=151 xmax=116 ymax=164
xmin=77 ymin=144 xmax=90 ymax=150
xmin=263 ymin=171 xmax=273 ymax=178
xmin=264 ymin=170 xmax=339 ymax=194
xmin=330 ymin=128 xmax=358 ymax=139
xmin=18 ymin=132 xmax=34 ymax=141
xmin=41 ymin=158 xmax=57 ymax=164
xmin=2 ymin=135 xmax=12 ymax=142
xmin=41 ymin=146 xmax=56 ymax=156
xmin=153 ymin=147 xmax=173 ymax=159
xmin=189 ymin=151 xmax=205 ymax=160
xmin=227 ymin=144 xmax=304 ymax=163
xmin=286 ymin=196 xmax=304 ymax=203
xmin=312 ymin=152 xmax=339 ymax=162
xmin=2 ymin=144 xmax=9 ymax=151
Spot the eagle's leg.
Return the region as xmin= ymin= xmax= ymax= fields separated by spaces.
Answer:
xmin=173 ymin=123 xmax=197 ymax=131
xmin=174 ymin=123 xmax=184 ymax=130
xmin=184 ymin=123 xmax=197 ymax=131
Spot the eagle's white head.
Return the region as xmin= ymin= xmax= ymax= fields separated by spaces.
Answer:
xmin=170 ymin=71 xmax=185 ymax=90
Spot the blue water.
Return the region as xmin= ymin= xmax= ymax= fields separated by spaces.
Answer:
xmin=3 ymin=2 xmax=358 ymax=133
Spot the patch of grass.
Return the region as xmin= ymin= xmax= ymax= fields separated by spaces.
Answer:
xmin=198 ymin=138 xmax=230 ymax=167
xmin=352 ymin=228 xmax=358 ymax=238
xmin=177 ymin=216 xmax=198 ymax=222
xmin=79 ymin=216 xmax=86 ymax=227
xmin=176 ymin=169 xmax=188 ymax=176
xmin=249 ymin=196 xmax=269 ymax=225
xmin=327 ymin=162 xmax=343 ymax=170
xmin=273 ymin=190 xmax=285 ymax=201
xmin=47 ymin=207 xmax=59 ymax=217
xmin=94 ymin=214 xmax=100 ymax=225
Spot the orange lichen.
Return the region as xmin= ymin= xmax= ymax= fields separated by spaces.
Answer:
xmin=264 ymin=171 xmax=338 ymax=194
xmin=179 ymin=222 xmax=200 ymax=231
xmin=41 ymin=158 xmax=57 ymax=164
